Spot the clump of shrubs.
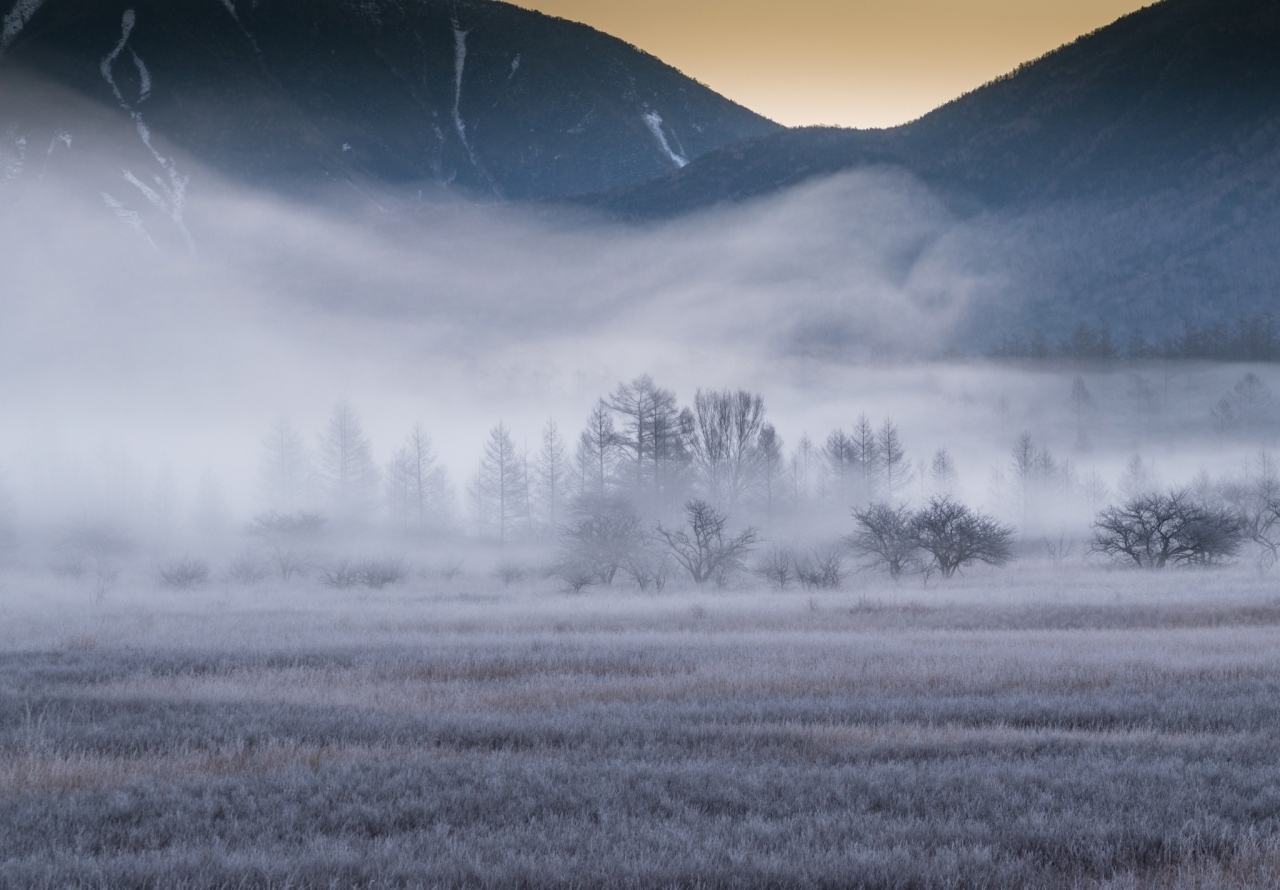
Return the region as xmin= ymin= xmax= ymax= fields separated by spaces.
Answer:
xmin=158 ymin=557 xmax=212 ymax=590
xmin=321 ymin=558 xmax=406 ymax=590
xmin=754 ymin=545 xmax=845 ymax=591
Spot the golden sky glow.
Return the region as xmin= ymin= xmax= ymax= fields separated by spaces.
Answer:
xmin=512 ymin=0 xmax=1153 ymax=128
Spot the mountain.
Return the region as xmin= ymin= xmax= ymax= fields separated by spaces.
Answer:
xmin=589 ymin=0 xmax=1280 ymax=218
xmin=0 ymin=0 xmax=779 ymax=201
xmin=575 ymin=0 xmax=1280 ymax=347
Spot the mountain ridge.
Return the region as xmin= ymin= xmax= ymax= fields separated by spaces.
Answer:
xmin=0 ymin=0 xmax=781 ymax=202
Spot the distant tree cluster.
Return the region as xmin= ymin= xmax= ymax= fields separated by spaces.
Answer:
xmin=257 ymin=404 xmax=456 ymax=535
xmin=990 ymin=312 xmax=1280 ymax=363
xmin=848 ymin=498 xmax=1015 ymax=580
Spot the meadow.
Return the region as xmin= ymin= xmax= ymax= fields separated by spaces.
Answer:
xmin=1 ymin=561 xmax=1279 ymax=889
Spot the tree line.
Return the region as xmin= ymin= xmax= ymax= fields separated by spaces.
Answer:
xmin=989 ymin=312 xmax=1280 ymax=363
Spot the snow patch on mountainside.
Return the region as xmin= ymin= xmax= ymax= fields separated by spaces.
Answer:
xmin=0 ymin=0 xmax=46 ymax=55
xmin=3 ymin=133 xmax=25 ymax=180
xmin=100 ymin=10 xmax=193 ymax=250
xmin=452 ymin=19 xmax=471 ymax=151
xmin=102 ymin=191 xmax=156 ymax=249
xmin=643 ymin=111 xmax=687 ymax=169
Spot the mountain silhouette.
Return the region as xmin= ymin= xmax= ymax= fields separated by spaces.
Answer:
xmin=0 ymin=0 xmax=779 ymax=200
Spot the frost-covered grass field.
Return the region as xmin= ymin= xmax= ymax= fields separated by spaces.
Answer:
xmin=2 ymin=563 xmax=1280 ymax=889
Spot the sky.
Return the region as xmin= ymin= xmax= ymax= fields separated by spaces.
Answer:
xmin=512 ymin=0 xmax=1152 ymax=128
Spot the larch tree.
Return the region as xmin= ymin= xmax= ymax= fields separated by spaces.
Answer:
xmin=472 ymin=422 xmax=526 ymax=544
xmin=877 ymin=418 xmax=909 ymax=502
xmin=387 ymin=424 xmax=452 ymax=534
xmin=850 ymin=414 xmax=881 ymax=503
xmin=756 ymin=423 xmax=784 ymax=520
xmin=576 ymin=403 xmax=618 ymax=498
xmin=258 ymin=414 xmax=311 ymax=512
xmin=534 ymin=419 xmax=570 ymax=532
xmin=317 ymin=402 xmax=380 ymax=523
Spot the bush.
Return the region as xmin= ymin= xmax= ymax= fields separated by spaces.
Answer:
xmin=321 ymin=558 xmax=406 ymax=590
xmin=224 ymin=552 xmax=269 ymax=585
xmin=557 ymin=495 xmax=646 ymax=588
xmin=320 ymin=561 xmax=364 ymax=589
xmin=493 ymin=562 xmax=528 ymax=585
xmin=1091 ymin=489 xmax=1246 ymax=569
xmin=795 ymin=547 xmax=846 ymax=590
xmin=359 ymin=558 xmax=406 ymax=589
xmin=754 ymin=546 xmax=797 ymax=590
xmin=158 ymin=557 xmax=211 ymax=590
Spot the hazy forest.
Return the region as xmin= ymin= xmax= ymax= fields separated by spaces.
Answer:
xmin=5 ymin=0 xmax=1280 ymax=884
xmin=2 ymin=359 xmax=1280 ymax=887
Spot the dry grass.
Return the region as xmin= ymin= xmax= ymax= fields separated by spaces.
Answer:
xmin=1 ymin=561 xmax=1279 ymax=887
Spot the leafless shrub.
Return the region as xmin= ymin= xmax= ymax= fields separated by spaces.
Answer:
xmin=493 ymin=562 xmax=528 ymax=585
xmin=436 ymin=560 xmax=465 ymax=581
xmin=358 ymin=558 xmax=405 ymax=589
xmin=248 ymin=510 xmax=326 ymax=580
xmin=558 ymin=562 xmax=597 ymax=593
xmin=754 ymin=545 xmax=797 ymax=591
xmin=158 ymin=557 xmax=211 ymax=590
xmin=223 ymin=552 xmax=269 ymax=585
xmin=318 ymin=558 xmax=405 ymax=590
xmin=558 ymin=494 xmax=646 ymax=587
xmin=1044 ymin=534 xmax=1076 ymax=564
xmin=624 ymin=550 xmax=674 ymax=592
xmin=320 ymin=560 xmax=363 ymax=589
xmin=796 ymin=547 xmax=846 ymax=590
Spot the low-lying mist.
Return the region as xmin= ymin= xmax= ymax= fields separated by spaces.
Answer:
xmin=1 ymin=125 xmax=1277 ymax=582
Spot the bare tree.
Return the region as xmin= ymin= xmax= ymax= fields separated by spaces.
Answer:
xmin=1069 ymin=376 xmax=1095 ymax=450
xmin=789 ymin=434 xmax=817 ymax=510
xmin=1118 ymin=455 xmax=1159 ymax=501
xmin=1009 ymin=433 xmax=1073 ymax=526
xmin=754 ymin=545 xmax=796 ymax=590
xmin=387 ymin=424 xmax=452 ymax=534
xmin=317 ymin=402 xmax=380 ymax=523
xmin=657 ymin=500 xmax=759 ymax=585
xmin=576 ymin=402 xmax=618 ymax=498
xmin=912 ymin=497 xmax=1016 ymax=578
xmin=534 ymin=419 xmax=570 ymax=532
xmin=248 ymin=510 xmax=327 ymax=580
xmin=472 ymin=422 xmax=526 ymax=544
xmin=258 ymin=414 xmax=311 ymax=511
xmin=823 ymin=429 xmax=855 ymax=506
xmin=1217 ymin=452 xmax=1280 ymax=570
xmin=687 ymin=389 xmax=767 ymax=511
xmin=756 ymin=423 xmax=784 ymax=519
xmin=1091 ymin=489 xmax=1245 ymax=569
xmin=0 ymin=470 xmax=16 ymax=560
xmin=795 ymin=547 xmax=846 ymax=590
xmin=557 ymin=494 xmax=646 ymax=588
xmin=878 ymin=418 xmax=909 ymax=502
xmin=848 ymin=503 xmax=920 ymax=579
xmin=850 ymin=414 xmax=881 ymax=503
xmin=930 ymin=448 xmax=957 ymax=496
xmin=1233 ymin=373 xmax=1274 ymax=438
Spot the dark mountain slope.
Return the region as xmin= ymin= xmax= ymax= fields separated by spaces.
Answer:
xmin=0 ymin=0 xmax=780 ymax=200
xmin=591 ymin=0 xmax=1280 ymax=218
